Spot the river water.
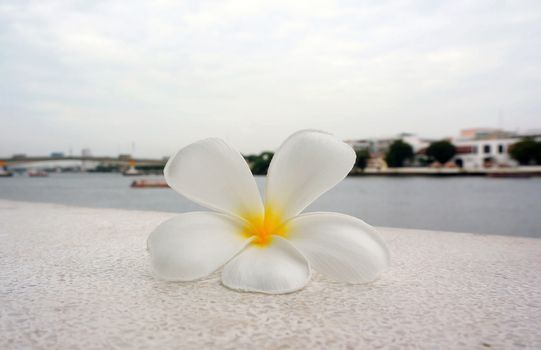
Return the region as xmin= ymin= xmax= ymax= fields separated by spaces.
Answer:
xmin=1 ymin=173 xmax=540 ymax=237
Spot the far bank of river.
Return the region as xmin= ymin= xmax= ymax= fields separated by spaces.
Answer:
xmin=350 ymin=165 xmax=541 ymax=177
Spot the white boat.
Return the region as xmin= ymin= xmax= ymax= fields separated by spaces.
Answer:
xmin=122 ymin=166 xmax=143 ymax=176
xmin=0 ymin=169 xmax=13 ymax=177
xmin=0 ymin=161 xmax=13 ymax=177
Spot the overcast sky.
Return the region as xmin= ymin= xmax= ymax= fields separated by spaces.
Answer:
xmin=1 ymin=0 xmax=540 ymax=157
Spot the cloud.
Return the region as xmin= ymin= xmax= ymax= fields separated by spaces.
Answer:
xmin=1 ymin=0 xmax=540 ymax=157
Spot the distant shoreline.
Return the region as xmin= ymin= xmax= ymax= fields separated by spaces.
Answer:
xmin=349 ymin=166 xmax=541 ymax=177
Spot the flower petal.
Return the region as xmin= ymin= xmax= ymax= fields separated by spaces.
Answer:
xmin=147 ymin=212 xmax=252 ymax=281
xmin=165 ymin=138 xmax=264 ymax=219
xmin=265 ymin=130 xmax=355 ymax=220
xmin=287 ymin=212 xmax=390 ymax=283
xmin=221 ymin=236 xmax=310 ymax=294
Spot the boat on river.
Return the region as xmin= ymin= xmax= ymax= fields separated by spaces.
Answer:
xmin=130 ymin=179 xmax=169 ymax=188
xmin=28 ymin=170 xmax=49 ymax=177
xmin=0 ymin=161 xmax=12 ymax=177
xmin=123 ymin=166 xmax=143 ymax=176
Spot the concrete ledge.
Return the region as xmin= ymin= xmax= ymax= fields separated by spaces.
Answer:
xmin=1 ymin=200 xmax=540 ymax=349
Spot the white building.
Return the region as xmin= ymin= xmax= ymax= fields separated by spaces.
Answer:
xmin=345 ymin=133 xmax=433 ymax=168
xmin=452 ymin=138 xmax=518 ymax=169
xmin=345 ymin=133 xmax=431 ymax=155
xmin=81 ymin=148 xmax=98 ymax=171
xmin=399 ymin=133 xmax=432 ymax=153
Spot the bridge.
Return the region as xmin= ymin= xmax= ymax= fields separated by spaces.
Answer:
xmin=0 ymin=156 xmax=168 ymax=167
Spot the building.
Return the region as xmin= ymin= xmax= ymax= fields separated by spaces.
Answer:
xmin=459 ymin=128 xmax=515 ymax=140
xmin=346 ymin=133 xmax=431 ymax=155
xmin=345 ymin=133 xmax=432 ymax=168
xmin=453 ymin=138 xmax=517 ymax=169
xmin=517 ymin=129 xmax=541 ymax=141
xmin=452 ymin=128 xmax=518 ymax=169
xmin=81 ymin=149 xmax=96 ymax=171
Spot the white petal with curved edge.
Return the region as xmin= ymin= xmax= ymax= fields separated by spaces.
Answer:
xmin=165 ymin=138 xmax=263 ymax=219
xmin=222 ymin=236 xmax=311 ymax=294
xmin=265 ymin=130 xmax=355 ymax=220
xmin=147 ymin=212 xmax=252 ymax=281
xmin=287 ymin=212 xmax=389 ymax=283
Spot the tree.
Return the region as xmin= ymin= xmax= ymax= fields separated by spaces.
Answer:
xmin=535 ymin=143 xmax=541 ymax=165
xmin=385 ymin=140 xmax=414 ymax=167
xmin=355 ymin=149 xmax=370 ymax=171
xmin=246 ymin=151 xmax=274 ymax=175
xmin=426 ymin=140 xmax=456 ymax=165
xmin=509 ymin=138 xmax=538 ymax=165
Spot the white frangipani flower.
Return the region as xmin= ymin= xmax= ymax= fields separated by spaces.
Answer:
xmin=147 ymin=130 xmax=390 ymax=294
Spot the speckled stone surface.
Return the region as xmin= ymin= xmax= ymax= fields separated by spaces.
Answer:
xmin=1 ymin=200 xmax=540 ymax=349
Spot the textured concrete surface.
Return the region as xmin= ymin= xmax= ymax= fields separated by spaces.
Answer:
xmin=1 ymin=200 xmax=540 ymax=350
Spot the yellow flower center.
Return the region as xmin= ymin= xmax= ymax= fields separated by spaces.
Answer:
xmin=243 ymin=207 xmax=288 ymax=247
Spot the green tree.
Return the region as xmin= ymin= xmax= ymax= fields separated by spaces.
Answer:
xmin=426 ymin=140 xmax=456 ymax=164
xmin=246 ymin=151 xmax=274 ymax=175
xmin=355 ymin=149 xmax=370 ymax=171
xmin=385 ymin=140 xmax=414 ymax=167
xmin=535 ymin=143 xmax=541 ymax=165
xmin=510 ymin=138 xmax=538 ymax=165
